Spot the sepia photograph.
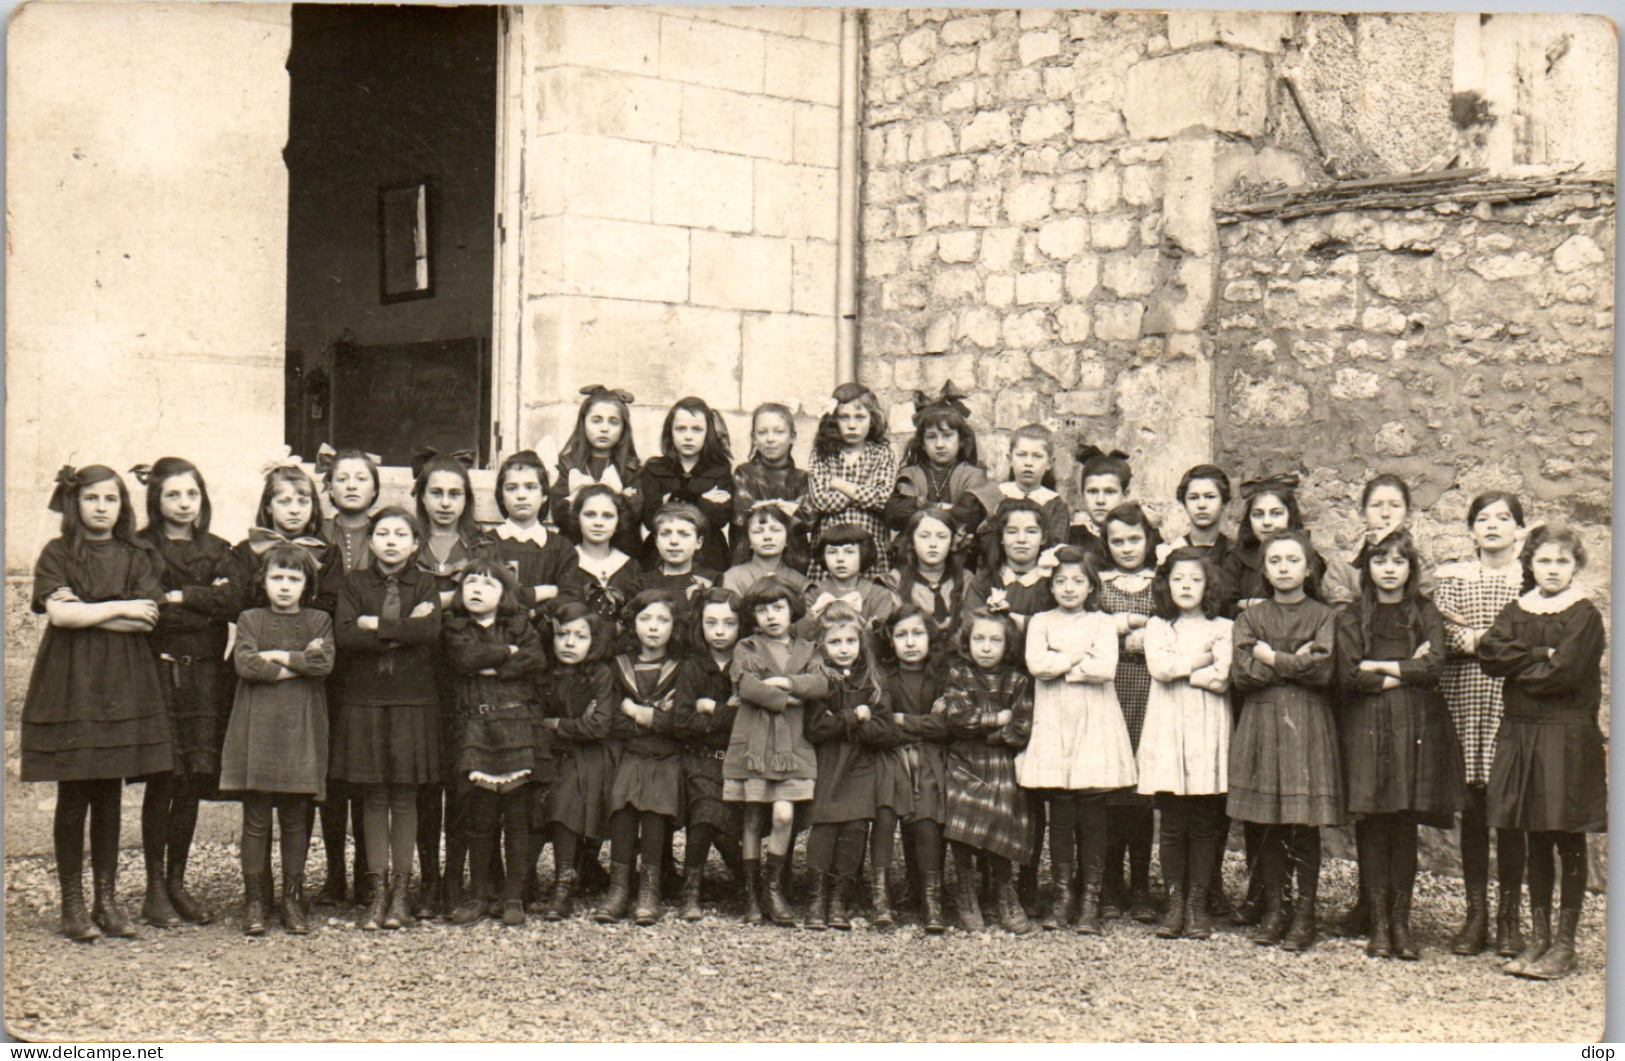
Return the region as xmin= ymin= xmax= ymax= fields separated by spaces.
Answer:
xmin=2 ymin=0 xmax=1615 ymax=1042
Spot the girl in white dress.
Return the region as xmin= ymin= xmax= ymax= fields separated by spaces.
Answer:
xmin=1137 ymin=546 xmax=1233 ymax=941
xmin=1015 ymin=545 xmax=1135 ymax=934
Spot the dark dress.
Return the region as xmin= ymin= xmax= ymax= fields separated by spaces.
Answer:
xmin=330 ymin=565 xmax=443 ymax=785
xmin=548 ymin=453 xmax=643 ymax=558
xmin=637 ymin=454 xmax=736 ymax=575
xmin=219 ymin=607 xmax=333 ymax=799
xmin=1227 ymin=596 xmax=1343 ymax=827
xmin=1335 ymin=599 xmax=1464 ymax=826
xmin=489 ymin=523 xmax=582 ymax=620
xmin=1098 ymin=569 xmax=1157 ymax=810
xmin=673 ymin=654 xmax=744 ymax=835
xmin=143 ymin=528 xmax=238 ymax=780
xmin=232 ymin=535 xmax=339 ymax=617
xmin=1479 ymin=591 xmax=1607 ymax=833
xmin=627 ymin=567 xmax=720 ymax=604
xmin=872 ymin=663 xmax=949 ymax=824
xmin=441 ymin=614 xmax=549 ymax=780
xmin=805 ymin=664 xmax=890 ymax=825
xmin=962 ymin=567 xmax=1054 ymax=633
xmin=607 ymin=655 xmax=685 ymax=818
xmin=941 ymin=661 xmax=1035 ymax=864
xmin=568 ymin=547 xmax=640 ymax=631
xmin=21 ymin=537 xmax=172 ymax=782
xmin=543 ymin=662 xmax=619 ymax=838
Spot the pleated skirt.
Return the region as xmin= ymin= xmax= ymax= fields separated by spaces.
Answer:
xmin=1227 ymin=686 xmax=1343 ymax=827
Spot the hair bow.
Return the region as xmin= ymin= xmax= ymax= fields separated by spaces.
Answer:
xmin=411 ymin=446 xmax=476 ymax=479
xmin=750 ymin=498 xmax=801 ymax=520
xmin=911 ymin=380 xmax=972 ymax=422
xmin=810 ymin=590 xmax=864 ymax=616
xmin=580 ymin=384 xmax=634 ymax=405
xmin=822 ymin=397 xmax=840 ymax=417
xmin=1073 ymin=443 xmax=1129 ymax=464
xmin=1240 ymin=472 xmax=1301 ymax=498
xmin=246 ymin=525 xmax=327 ymax=557
xmin=259 ymin=446 xmax=304 ymax=477
xmin=314 ymin=442 xmax=382 ymax=475
xmin=984 ymin=586 xmax=1011 ymax=614
xmin=567 ymin=465 xmax=626 ymax=499
xmin=1034 ymin=544 xmax=1064 ymax=575
xmin=128 ymin=463 xmax=154 ymax=487
xmin=47 ymin=465 xmax=79 ymax=513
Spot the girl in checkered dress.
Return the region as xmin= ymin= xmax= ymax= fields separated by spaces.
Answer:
xmin=1095 ymin=501 xmax=1162 ymax=924
xmin=804 ymin=383 xmax=897 ymax=581
xmin=1433 ymin=490 xmax=1528 ymax=958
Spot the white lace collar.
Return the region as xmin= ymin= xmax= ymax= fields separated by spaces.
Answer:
xmin=1518 ymin=586 xmax=1586 ymax=615
xmin=495 ymin=521 xmax=549 ymax=547
xmin=1101 ymin=567 xmax=1155 ymax=594
xmin=1001 ymin=481 xmax=1058 ymax=505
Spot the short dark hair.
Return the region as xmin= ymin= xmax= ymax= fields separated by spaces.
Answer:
xmin=1047 ymin=544 xmax=1102 ymax=611
xmin=1099 ymin=501 xmax=1163 ymax=573
xmin=1467 ymin=490 xmax=1525 ymax=529
xmin=567 ymin=482 xmax=630 ymax=544
xmin=1176 ymin=464 xmax=1232 ymax=505
xmin=456 ymin=558 xmax=522 ymax=616
xmin=257 ymin=542 xmax=322 ymax=605
xmin=494 ymin=450 xmax=550 ymax=520
xmin=816 ymin=522 xmax=878 ymax=574
xmin=652 ymin=500 xmax=707 ymax=541
xmin=741 ymin=575 xmax=806 ymax=631
xmin=1522 ymin=523 xmax=1587 ymax=582
xmin=620 ymin=589 xmax=689 ymax=658
xmin=1075 ymin=444 xmax=1132 ymax=492
xmin=549 ymin=600 xmax=614 ymax=664
xmin=145 ymin=457 xmax=214 ymax=535
xmin=1258 ymin=529 xmax=1323 ymax=600
xmin=690 ymin=585 xmax=744 ymax=655
xmin=956 ymin=607 xmax=1021 ymax=666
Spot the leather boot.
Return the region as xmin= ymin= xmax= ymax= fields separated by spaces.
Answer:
xmin=384 ymin=870 xmax=415 ymax=929
xmin=1184 ymin=879 xmax=1214 ymax=941
xmin=741 ymin=859 xmax=763 ymax=925
xmin=869 ymin=867 xmax=894 ymax=928
xmin=353 ymin=867 xmax=377 ymax=908
xmin=242 ymin=873 xmax=268 ymax=936
xmin=1505 ymin=906 xmax=1551 ymax=976
xmin=1100 ymin=854 xmax=1126 ymax=920
xmin=1074 ymin=856 xmax=1104 ymax=937
xmin=141 ymin=860 xmax=182 ymax=928
xmin=1493 ymin=885 xmax=1525 ymax=958
xmin=314 ymin=848 xmax=347 ymax=906
xmin=996 ymin=880 xmax=1036 ymax=935
xmin=829 ymin=873 xmax=855 ymax=930
xmin=1156 ymin=884 xmax=1187 ymax=939
xmin=1451 ymin=882 xmax=1489 ymax=956
xmin=1390 ymin=884 xmax=1419 ymax=961
xmin=449 ymin=893 xmax=489 ymax=925
xmin=763 ymin=853 xmax=796 ymax=926
xmin=1281 ymin=887 xmax=1317 ymax=953
xmin=1042 ymin=862 xmax=1076 ymax=931
xmin=594 ymin=863 xmax=633 ymax=923
xmin=1339 ymin=893 xmax=1371 ymax=939
xmin=1252 ymin=882 xmax=1289 ymax=947
xmin=680 ymin=870 xmax=704 ymax=922
xmin=59 ymin=866 xmax=101 ymax=942
xmin=280 ymin=873 xmax=312 ymax=935
xmin=1206 ymin=850 xmax=1233 ymax=919
xmin=1128 ymin=853 xmax=1158 ymax=925
xmin=1521 ymin=906 xmax=1580 ymax=980
xmin=502 ymin=899 xmax=527 ymax=926
xmin=167 ymin=858 xmax=214 ymax=924
xmin=633 ymin=863 xmax=663 ymax=926
xmin=413 ymin=868 xmax=441 ymax=922
xmin=954 ymin=866 xmax=984 ymax=932
xmin=803 ymin=872 xmax=830 ymax=931
xmin=91 ymin=875 xmax=138 ymax=939
xmin=358 ymin=873 xmax=386 ymax=931
xmin=1365 ymin=886 xmax=1393 ymax=959
xmin=920 ymin=870 xmax=947 ymax=934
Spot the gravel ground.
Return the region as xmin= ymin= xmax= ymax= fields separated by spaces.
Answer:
xmin=3 ymin=842 xmax=1606 ymax=1043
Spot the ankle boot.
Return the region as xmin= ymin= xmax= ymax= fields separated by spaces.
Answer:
xmin=1184 ymin=879 xmax=1214 ymax=941
xmin=869 ymin=867 xmax=894 ymax=928
xmin=633 ymin=863 xmax=663 ymax=926
xmin=242 ymin=873 xmax=268 ymax=936
xmin=680 ymin=869 xmax=704 ymax=922
xmin=384 ymin=870 xmax=415 ymax=929
xmin=314 ymin=852 xmax=348 ymax=906
xmin=449 ymin=893 xmax=489 ymax=925
xmin=763 ymin=853 xmax=796 ymax=926
xmin=1522 ymin=906 xmax=1580 ymax=980
xmin=1156 ymin=884 xmax=1187 ymax=939
xmin=280 ymin=873 xmax=312 ymax=935
xmin=1129 ymin=855 xmax=1158 ymax=925
xmin=91 ymin=876 xmax=138 ymax=938
xmin=59 ymin=867 xmax=101 ymax=942
xmin=1390 ymin=886 xmax=1419 ymax=960
xmin=1206 ymin=852 xmax=1233 ymax=919
xmin=1450 ymin=882 xmax=1489 ymax=956
xmin=594 ymin=863 xmax=634 ymax=923
xmin=413 ymin=868 xmax=440 ymax=921
xmin=1235 ymin=861 xmax=1266 ymax=926
xmin=1100 ymin=857 xmax=1126 ymax=920
xmin=953 ymin=867 xmax=984 ymax=932
xmin=359 ymin=873 xmax=386 ymax=930
xmin=141 ymin=861 xmax=182 ymax=928
xmin=996 ymin=880 xmax=1036 ymax=935
xmin=1281 ymin=892 xmax=1317 ymax=953
xmin=579 ymin=854 xmax=611 ymax=896
xmin=166 ymin=860 xmax=214 ymax=924
xmin=803 ymin=872 xmax=830 ymax=931
xmin=1365 ymin=886 xmax=1393 ymax=958
xmin=1493 ymin=885 xmax=1525 ymax=958
xmin=353 ymin=867 xmax=377 ymax=908
xmin=1505 ymin=906 xmax=1551 ymax=976
xmin=741 ymin=859 xmax=764 ymax=924
xmin=1042 ymin=862 xmax=1076 ymax=931
xmin=545 ymin=864 xmax=579 ymax=922
xmin=1074 ymin=857 xmax=1104 ymax=937
xmin=1339 ymin=892 xmax=1371 ymax=939
xmin=920 ymin=870 xmax=947 ymax=934
xmin=829 ymin=873 xmax=856 ymax=930
xmin=1252 ymin=883 xmax=1290 ymax=947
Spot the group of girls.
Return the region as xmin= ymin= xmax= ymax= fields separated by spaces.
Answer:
xmin=22 ymin=380 xmax=1604 ymax=982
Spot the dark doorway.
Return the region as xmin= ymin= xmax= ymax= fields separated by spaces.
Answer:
xmin=284 ymin=4 xmax=498 ymax=467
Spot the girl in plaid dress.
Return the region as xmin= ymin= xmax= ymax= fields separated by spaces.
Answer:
xmin=1433 ymin=491 xmax=1528 ymax=957
xmin=804 ymin=383 xmax=897 ymax=580
xmin=943 ymin=609 xmax=1036 ymax=935
xmin=1095 ymin=502 xmax=1162 ymax=924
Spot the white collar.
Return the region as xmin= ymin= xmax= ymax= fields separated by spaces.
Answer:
xmin=1001 ymin=481 xmax=1058 ymax=505
xmin=576 ymin=547 xmax=630 ymax=580
xmin=1000 ymin=565 xmax=1046 ymax=588
xmin=1101 ymin=568 xmax=1154 ymax=594
xmin=1518 ymin=586 xmax=1586 ymax=615
xmin=495 ymin=521 xmax=549 ymax=547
